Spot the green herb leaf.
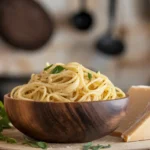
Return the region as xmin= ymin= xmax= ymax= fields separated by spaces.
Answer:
xmin=0 ymin=117 xmax=11 ymax=129
xmin=0 ymin=101 xmax=17 ymax=145
xmin=88 ymin=73 xmax=92 ymax=80
xmin=83 ymin=143 xmax=111 ymax=150
xmin=0 ymin=133 xmax=5 ymax=141
xmin=0 ymin=101 xmax=4 ymax=108
xmin=51 ymin=66 xmax=65 ymax=74
xmin=100 ymin=144 xmax=111 ymax=149
xmin=0 ymin=101 xmax=6 ymax=117
xmin=83 ymin=142 xmax=92 ymax=150
xmin=37 ymin=142 xmax=48 ymax=149
xmin=0 ymin=101 xmax=11 ymax=130
xmin=6 ymin=138 xmax=17 ymax=144
xmin=0 ymin=133 xmax=17 ymax=144
xmin=23 ymin=137 xmax=48 ymax=149
xmin=44 ymin=64 xmax=53 ymax=71
xmin=29 ymin=143 xmax=39 ymax=148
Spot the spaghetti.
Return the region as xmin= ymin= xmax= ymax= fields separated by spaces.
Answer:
xmin=10 ymin=62 xmax=125 ymax=102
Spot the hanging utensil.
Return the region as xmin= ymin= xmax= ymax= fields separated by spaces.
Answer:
xmin=71 ymin=0 xmax=93 ymax=31
xmin=0 ymin=0 xmax=54 ymax=50
xmin=96 ymin=0 xmax=125 ymax=56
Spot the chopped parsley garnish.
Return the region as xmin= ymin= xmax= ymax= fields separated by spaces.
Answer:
xmin=44 ymin=64 xmax=53 ymax=71
xmin=83 ymin=142 xmax=92 ymax=150
xmin=88 ymin=73 xmax=92 ymax=80
xmin=0 ymin=101 xmax=11 ymax=130
xmin=0 ymin=133 xmax=17 ymax=144
xmin=83 ymin=142 xmax=111 ymax=150
xmin=23 ymin=137 xmax=48 ymax=149
xmin=51 ymin=66 xmax=65 ymax=74
xmin=0 ymin=101 xmax=17 ymax=144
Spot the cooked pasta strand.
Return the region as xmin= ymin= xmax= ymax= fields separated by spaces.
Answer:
xmin=10 ymin=62 xmax=125 ymax=102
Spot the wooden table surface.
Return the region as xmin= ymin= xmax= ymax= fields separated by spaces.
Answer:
xmin=0 ymin=129 xmax=150 ymax=150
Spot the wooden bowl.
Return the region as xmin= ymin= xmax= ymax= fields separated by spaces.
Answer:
xmin=4 ymin=94 xmax=129 ymax=143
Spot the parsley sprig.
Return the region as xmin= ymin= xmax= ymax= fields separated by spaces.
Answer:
xmin=0 ymin=101 xmax=16 ymax=144
xmin=0 ymin=133 xmax=17 ymax=144
xmin=88 ymin=73 xmax=92 ymax=80
xmin=44 ymin=64 xmax=53 ymax=71
xmin=0 ymin=101 xmax=11 ymax=130
xmin=83 ymin=142 xmax=111 ymax=150
xmin=23 ymin=137 xmax=47 ymax=149
xmin=51 ymin=65 xmax=65 ymax=74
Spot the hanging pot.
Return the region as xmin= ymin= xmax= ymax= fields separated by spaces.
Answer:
xmin=0 ymin=0 xmax=54 ymax=50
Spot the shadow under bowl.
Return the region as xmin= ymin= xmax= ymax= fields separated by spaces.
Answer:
xmin=4 ymin=94 xmax=129 ymax=143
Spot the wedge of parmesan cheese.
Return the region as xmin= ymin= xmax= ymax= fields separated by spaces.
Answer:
xmin=113 ymin=86 xmax=150 ymax=142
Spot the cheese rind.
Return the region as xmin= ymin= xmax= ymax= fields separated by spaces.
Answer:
xmin=122 ymin=105 xmax=150 ymax=142
xmin=113 ymin=86 xmax=150 ymax=142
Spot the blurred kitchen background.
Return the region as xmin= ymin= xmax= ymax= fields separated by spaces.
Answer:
xmin=0 ymin=0 xmax=150 ymax=99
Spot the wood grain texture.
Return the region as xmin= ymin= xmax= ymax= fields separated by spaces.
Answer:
xmin=4 ymin=94 xmax=129 ymax=143
xmin=1 ymin=128 xmax=150 ymax=150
